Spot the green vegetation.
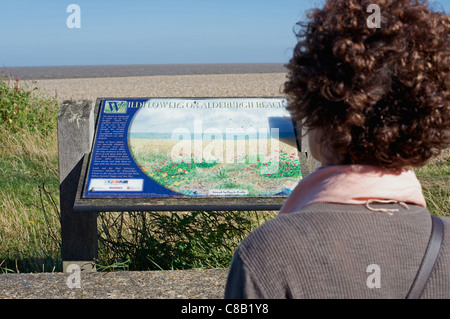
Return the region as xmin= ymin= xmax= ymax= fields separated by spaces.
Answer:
xmin=0 ymin=72 xmax=448 ymax=273
xmin=0 ymin=73 xmax=61 ymax=273
xmin=414 ymin=156 xmax=450 ymax=217
xmin=249 ymin=152 xmax=302 ymax=178
xmin=0 ymin=73 xmax=57 ymax=135
xmin=98 ymin=210 xmax=271 ymax=271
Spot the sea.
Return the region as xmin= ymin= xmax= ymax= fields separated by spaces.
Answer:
xmin=0 ymin=63 xmax=286 ymax=80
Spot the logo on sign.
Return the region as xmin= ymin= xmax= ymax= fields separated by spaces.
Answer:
xmin=105 ymin=180 xmax=129 ymax=184
xmin=104 ymin=101 xmax=127 ymax=113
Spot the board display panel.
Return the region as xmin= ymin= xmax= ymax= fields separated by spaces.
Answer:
xmin=74 ymin=97 xmax=304 ymax=212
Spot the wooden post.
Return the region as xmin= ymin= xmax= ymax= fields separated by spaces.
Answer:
xmin=58 ymin=100 xmax=97 ymax=272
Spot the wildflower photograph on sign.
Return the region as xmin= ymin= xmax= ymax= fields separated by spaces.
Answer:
xmin=82 ymin=98 xmax=303 ymax=200
xmin=128 ymin=99 xmax=302 ymax=197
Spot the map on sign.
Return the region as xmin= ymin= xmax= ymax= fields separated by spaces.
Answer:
xmin=82 ymin=98 xmax=302 ymax=199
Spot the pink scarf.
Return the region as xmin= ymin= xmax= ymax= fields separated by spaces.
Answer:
xmin=279 ymin=165 xmax=426 ymax=214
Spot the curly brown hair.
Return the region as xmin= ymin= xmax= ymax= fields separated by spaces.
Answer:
xmin=284 ymin=0 xmax=450 ymax=169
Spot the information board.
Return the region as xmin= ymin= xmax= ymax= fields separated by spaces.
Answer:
xmin=75 ymin=97 xmax=303 ymax=212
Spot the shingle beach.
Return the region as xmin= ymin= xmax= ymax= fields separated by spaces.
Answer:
xmin=28 ymin=72 xmax=287 ymax=103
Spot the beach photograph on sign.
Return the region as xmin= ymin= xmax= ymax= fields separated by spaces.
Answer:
xmin=83 ymin=98 xmax=303 ymax=199
xmin=127 ymin=98 xmax=302 ymax=197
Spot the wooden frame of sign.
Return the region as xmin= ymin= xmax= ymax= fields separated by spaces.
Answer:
xmin=73 ymin=97 xmax=309 ymax=213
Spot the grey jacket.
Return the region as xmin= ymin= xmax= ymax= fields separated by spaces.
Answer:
xmin=224 ymin=203 xmax=450 ymax=299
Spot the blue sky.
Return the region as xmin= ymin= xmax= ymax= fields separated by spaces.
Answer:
xmin=1 ymin=0 xmax=449 ymax=67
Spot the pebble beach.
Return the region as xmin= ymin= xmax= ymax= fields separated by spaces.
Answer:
xmin=27 ymin=72 xmax=288 ymax=103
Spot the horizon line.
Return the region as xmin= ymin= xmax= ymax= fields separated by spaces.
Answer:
xmin=1 ymin=63 xmax=288 ymax=80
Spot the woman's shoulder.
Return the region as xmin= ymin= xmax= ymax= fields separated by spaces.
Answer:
xmin=237 ymin=202 xmax=433 ymax=256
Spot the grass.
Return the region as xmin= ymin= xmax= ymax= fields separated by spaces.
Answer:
xmin=98 ymin=210 xmax=273 ymax=271
xmin=0 ymin=74 xmax=61 ymax=273
xmin=0 ymin=72 xmax=449 ymax=273
xmin=413 ymin=155 xmax=450 ymax=217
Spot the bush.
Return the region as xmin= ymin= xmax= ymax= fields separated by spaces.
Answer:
xmin=0 ymin=71 xmax=58 ymax=135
